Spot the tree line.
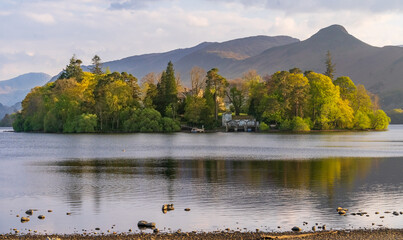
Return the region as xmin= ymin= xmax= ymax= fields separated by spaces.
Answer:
xmin=13 ymin=54 xmax=390 ymax=133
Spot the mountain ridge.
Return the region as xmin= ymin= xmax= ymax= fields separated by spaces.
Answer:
xmin=218 ymin=25 xmax=403 ymax=109
xmin=6 ymin=24 xmax=403 ymax=110
xmin=98 ymin=35 xmax=299 ymax=81
xmin=0 ymin=72 xmax=51 ymax=107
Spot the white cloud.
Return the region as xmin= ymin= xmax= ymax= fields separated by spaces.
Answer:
xmin=0 ymin=11 xmax=11 ymax=16
xmin=187 ymin=15 xmax=209 ymax=27
xmin=215 ymin=0 xmax=403 ymax=13
xmin=0 ymin=0 xmax=401 ymax=80
xmin=25 ymin=13 xmax=56 ymax=24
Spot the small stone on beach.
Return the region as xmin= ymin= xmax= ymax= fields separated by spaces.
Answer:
xmin=137 ymin=220 xmax=156 ymax=228
xmin=291 ymin=226 xmax=301 ymax=232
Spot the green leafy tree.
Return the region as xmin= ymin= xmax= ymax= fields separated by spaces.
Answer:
xmin=143 ymin=82 xmax=158 ymax=108
xmin=353 ymin=84 xmax=373 ymax=114
xmin=76 ymin=113 xmax=98 ymax=133
xmin=259 ymin=122 xmax=269 ymax=131
xmin=123 ymin=108 xmax=179 ymax=133
xmin=226 ymin=79 xmax=248 ymax=116
xmin=268 ymin=71 xmax=309 ymax=119
xmin=124 ymin=108 xmax=162 ymax=132
xmin=205 ymin=68 xmax=228 ymax=121
xmin=202 ymin=87 xmax=216 ymax=128
xmin=354 ymin=110 xmax=371 ymax=130
xmin=140 ymin=72 xmax=158 ymax=107
xmin=292 ymin=117 xmax=311 ymax=131
xmin=12 ymin=113 xmax=24 ymax=132
xmin=94 ymin=72 xmax=140 ymax=131
xmin=371 ymin=110 xmax=390 ymax=130
xmin=184 ymin=96 xmax=208 ymax=126
xmin=334 ymin=98 xmax=354 ymax=129
xmin=306 ymin=72 xmax=341 ymax=129
xmin=289 ymin=67 xmax=303 ymax=74
xmin=20 ymin=86 xmax=47 ymax=131
xmin=287 ymin=73 xmax=309 ymax=118
xmin=333 ymin=76 xmax=357 ymax=103
xmin=161 ymin=117 xmax=181 ymax=132
xmin=44 ymin=110 xmax=60 ymax=132
xmin=247 ymin=81 xmax=268 ymax=121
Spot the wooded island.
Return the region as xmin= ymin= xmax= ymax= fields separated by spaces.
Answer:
xmin=13 ymin=54 xmax=390 ymax=133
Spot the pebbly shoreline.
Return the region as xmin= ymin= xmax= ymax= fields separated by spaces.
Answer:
xmin=1 ymin=229 xmax=403 ymax=240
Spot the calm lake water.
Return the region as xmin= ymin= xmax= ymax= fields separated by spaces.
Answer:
xmin=0 ymin=126 xmax=402 ymax=234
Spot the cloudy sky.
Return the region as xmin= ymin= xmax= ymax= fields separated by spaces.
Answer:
xmin=0 ymin=0 xmax=402 ymax=80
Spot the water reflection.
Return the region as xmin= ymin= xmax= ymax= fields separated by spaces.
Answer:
xmin=48 ymin=157 xmax=377 ymax=194
xmin=41 ymin=157 xmax=402 ymax=225
xmin=1 ymin=157 xmax=402 ymax=233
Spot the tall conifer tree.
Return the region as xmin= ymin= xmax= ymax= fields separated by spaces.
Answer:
xmin=324 ymin=50 xmax=336 ymax=80
xmin=155 ymin=61 xmax=178 ymax=116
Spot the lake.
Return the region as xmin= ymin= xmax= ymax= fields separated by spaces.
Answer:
xmin=0 ymin=126 xmax=402 ymax=234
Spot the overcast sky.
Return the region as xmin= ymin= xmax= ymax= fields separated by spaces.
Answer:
xmin=0 ymin=0 xmax=402 ymax=80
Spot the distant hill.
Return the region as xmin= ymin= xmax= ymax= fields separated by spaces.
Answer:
xmin=94 ymin=26 xmax=402 ymax=109
xmin=45 ymin=25 xmax=403 ymax=110
xmin=0 ymin=102 xmax=21 ymax=120
xmin=222 ymin=25 xmax=403 ymax=109
xmin=174 ymin=35 xmax=299 ymax=79
xmin=99 ymin=36 xmax=299 ymax=81
xmin=0 ymin=72 xmax=51 ymax=106
xmin=99 ymin=42 xmax=214 ymax=79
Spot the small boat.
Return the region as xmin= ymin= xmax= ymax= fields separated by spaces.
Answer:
xmin=191 ymin=127 xmax=205 ymax=133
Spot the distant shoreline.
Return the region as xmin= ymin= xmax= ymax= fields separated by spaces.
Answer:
xmin=0 ymin=127 xmax=391 ymax=134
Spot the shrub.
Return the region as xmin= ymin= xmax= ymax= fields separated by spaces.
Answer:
xmin=76 ymin=114 xmax=98 ymax=133
xmin=371 ymin=110 xmax=390 ymax=130
xmin=161 ymin=117 xmax=181 ymax=132
xmin=279 ymin=119 xmax=292 ymax=131
xmin=292 ymin=117 xmax=310 ymax=131
xmin=123 ymin=108 xmax=180 ymax=133
xmin=260 ymin=122 xmax=269 ymax=131
xmin=353 ymin=110 xmax=371 ymax=130
xmin=12 ymin=113 xmax=25 ymax=132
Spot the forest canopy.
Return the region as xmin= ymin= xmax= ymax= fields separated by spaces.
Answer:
xmin=13 ymin=56 xmax=390 ymax=133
